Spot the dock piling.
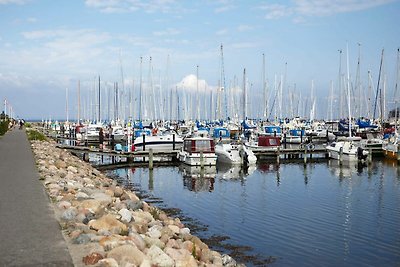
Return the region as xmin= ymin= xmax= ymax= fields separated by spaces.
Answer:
xmin=149 ymin=148 xmax=154 ymax=170
xmin=200 ymin=151 xmax=204 ymax=168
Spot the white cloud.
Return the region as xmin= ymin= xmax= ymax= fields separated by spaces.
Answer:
xmin=85 ymin=0 xmax=179 ymax=14
xmin=176 ymin=74 xmax=211 ymax=92
xmin=153 ymin=28 xmax=180 ymax=36
xmin=237 ymin=24 xmax=254 ymax=32
xmin=260 ymin=0 xmax=396 ymax=20
xmin=216 ymin=28 xmax=228 ymax=36
xmin=0 ymin=0 xmax=29 ymax=4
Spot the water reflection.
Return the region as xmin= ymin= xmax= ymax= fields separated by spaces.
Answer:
xmin=179 ymin=165 xmax=216 ymax=192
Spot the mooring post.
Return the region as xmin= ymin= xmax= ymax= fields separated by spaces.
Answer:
xmin=149 ymin=148 xmax=154 ymax=170
xmin=200 ymin=151 xmax=204 ymax=168
xmin=284 ymin=133 xmax=287 ymax=149
xmin=173 ymin=134 xmax=176 ymax=150
xmin=143 ymin=134 xmax=146 ymax=151
xmin=339 ymin=147 xmax=343 ymax=166
xmin=368 ymin=148 xmax=372 ymax=164
xmin=304 ymin=148 xmax=307 ymax=165
xmin=277 ymin=146 xmax=280 ymax=164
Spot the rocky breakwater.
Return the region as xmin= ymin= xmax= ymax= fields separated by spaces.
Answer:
xmin=31 ymin=140 xmax=243 ymax=267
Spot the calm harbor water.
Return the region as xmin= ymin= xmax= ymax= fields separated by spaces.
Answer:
xmin=106 ymin=159 xmax=400 ymax=267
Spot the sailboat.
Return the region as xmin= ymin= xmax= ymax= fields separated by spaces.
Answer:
xmin=326 ymin=44 xmax=368 ymax=161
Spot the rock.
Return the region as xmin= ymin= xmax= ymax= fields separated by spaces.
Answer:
xmin=167 ymin=225 xmax=180 ymax=235
xmin=67 ymin=165 xmax=78 ymax=173
xmin=128 ymin=232 xmax=146 ymax=251
xmin=82 ymin=252 xmax=104 ymax=265
xmin=72 ymin=233 xmax=91 ymax=244
xmin=97 ymin=258 xmax=118 ymax=267
xmin=113 ymin=186 xmax=124 ymax=197
xmin=107 ymin=244 xmax=146 ymax=266
xmin=143 ymin=236 xmax=165 ymax=249
xmin=118 ymin=208 xmax=132 ymax=223
xmin=147 ymin=245 xmax=174 ymax=267
xmin=58 ymin=201 xmax=71 ymax=209
xmin=180 ymin=227 xmax=190 ymax=235
xmin=126 ymin=199 xmax=143 ymax=211
xmin=165 ymin=247 xmax=198 ymax=267
xmin=55 ymin=160 xmax=67 ymax=169
xmin=61 ymin=207 xmax=77 ymax=221
xmin=89 ymin=214 xmax=127 ymax=235
xmin=166 ymin=239 xmax=180 ymax=249
xmin=99 ymin=235 xmax=125 ymax=251
xmin=148 ymin=225 xmax=162 ymax=239
xmin=222 ymin=254 xmax=237 ymax=266
xmin=76 ymin=192 xmax=90 ymax=199
xmin=80 ymin=199 xmax=103 ymax=214
xmin=90 ymin=192 xmax=112 ymax=205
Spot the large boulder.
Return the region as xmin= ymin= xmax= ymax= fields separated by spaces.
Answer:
xmin=89 ymin=214 xmax=127 ymax=235
xmin=107 ymin=244 xmax=146 ymax=266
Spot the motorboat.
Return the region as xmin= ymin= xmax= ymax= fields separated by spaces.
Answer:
xmin=215 ymin=143 xmax=257 ymax=165
xmin=245 ymin=135 xmax=281 ymax=152
xmin=133 ymin=133 xmax=183 ymax=152
xmin=84 ymin=124 xmax=103 ymax=143
xmin=111 ymin=126 xmax=126 ymax=142
xmin=178 ymin=136 xmax=217 ymax=166
xmin=326 ymin=141 xmax=368 ymax=161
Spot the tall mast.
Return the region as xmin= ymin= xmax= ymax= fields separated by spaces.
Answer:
xmin=66 ymin=87 xmax=69 ymax=122
xmin=373 ymin=49 xmax=384 ymax=121
xmin=262 ymin=53 xmax=267 ymax=118
xmin=196 ymin=65 xmax=200 ymax=120
xmin=346 ymin=43 xmax=352 ymax=137
xmin=338 ymin=49 xmax=343 ymax=118
xmin=242 ymin=68 xmax=246 ymax=120
xmin=139 ymin=56 xmax=143 ymax=121
xmin=98 ymin=75 xmax=101 ymax=123
xmin=77 ymin=80 xmax=80 ymax=122
xmin=220 ymin=44 xmax=227 ymax=119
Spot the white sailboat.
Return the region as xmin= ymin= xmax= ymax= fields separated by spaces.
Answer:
xmin=326 ymin=44 xmax=368 ymax=161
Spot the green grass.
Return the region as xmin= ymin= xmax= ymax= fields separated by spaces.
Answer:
xmin=26 ymin=129 xmax=47 ymax=141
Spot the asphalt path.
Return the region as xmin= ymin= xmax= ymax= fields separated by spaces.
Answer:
xmin=0 ymin=128 xmax=73 ymax=266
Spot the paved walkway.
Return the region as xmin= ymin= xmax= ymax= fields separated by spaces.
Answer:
xmin=0 ymin=128 xmax=73 ymax=266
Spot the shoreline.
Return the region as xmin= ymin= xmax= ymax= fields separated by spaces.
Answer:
xmin=30 ymin=138 xmax=244 ymax=267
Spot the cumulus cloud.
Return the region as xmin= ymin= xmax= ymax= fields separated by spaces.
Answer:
xmin=176 ymin=74 xmax=212 ymax=92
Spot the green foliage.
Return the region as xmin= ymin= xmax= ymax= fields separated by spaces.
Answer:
xmin=26 ymin=129 xmax=47 ymax=141
xmin=0 ymin=119 xmax=10 ymax=136
xmin=24 ymin=122 xmax=32 ymax=128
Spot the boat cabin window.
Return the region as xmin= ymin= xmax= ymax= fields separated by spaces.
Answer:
xmin=184 ymin=139 xmax=215 ymax=153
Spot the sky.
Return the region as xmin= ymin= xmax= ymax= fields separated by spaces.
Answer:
xmin=0 ymin=0 xmax=399 ymax=121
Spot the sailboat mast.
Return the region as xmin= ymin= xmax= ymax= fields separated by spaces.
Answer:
xmin=66 ymin=87 xmax=69 ymax=122
xmin=373 ymin=49 xmax=384 ymax=121
xmin=98 ymin=75 xmax=101 ymax=123
xmin=338 ymin=49 xmax=343 ymax=118
xmin=77 ymin=80 xmax=80 ymax=123
xmin=346 ymin=43 xmax=352 ymax=138
xmin=139 ymin=57 xmax=143 ymax=121
xmin=242 ymin=68 xmax=246 ymax=120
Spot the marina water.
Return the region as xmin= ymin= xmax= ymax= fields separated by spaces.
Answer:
xmin=106 ymin=160 xmax=400 ymax=266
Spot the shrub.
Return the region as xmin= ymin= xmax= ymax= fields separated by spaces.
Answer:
xmin=0 ymin=120 xmax=10 ymax=136
xmin=26 ymin=129 xmax=47 ymax=141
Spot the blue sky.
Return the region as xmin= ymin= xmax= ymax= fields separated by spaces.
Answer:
xmin=0 ymin=0 xmax=399 ymax=120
